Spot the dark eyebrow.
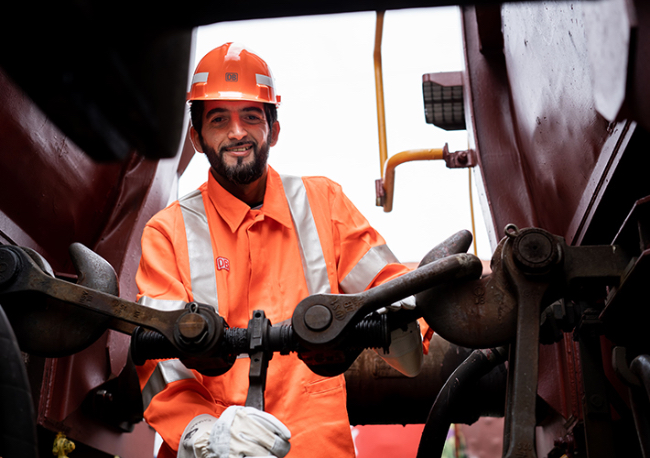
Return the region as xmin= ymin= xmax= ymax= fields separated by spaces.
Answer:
xmin=241 ymin=106 xmax=265 ymax=116
xmin=205 ymin=106 xmax=265 ymax=119
xmin=205 ymin=107 xmax=228 ymax=119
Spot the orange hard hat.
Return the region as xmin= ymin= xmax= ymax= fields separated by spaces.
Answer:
xmin=188 ymin=43 xmax=280 ymax=107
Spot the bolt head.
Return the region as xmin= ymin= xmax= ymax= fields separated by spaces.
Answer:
xmin=0 ymin=248 xmax=19 ymax=286
xmin=513 ymin=229 xmax=559 ymax=273
xmin=304 ymin=305 xmax=333 ymax=331
xmin=177 ymin=313 xmax=209 ymax=341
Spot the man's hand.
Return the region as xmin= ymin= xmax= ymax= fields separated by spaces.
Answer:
xmin=178 ymin=407 xmax=291 ymax=458
xmin=376 ymin=295 xmax=417 ymax=314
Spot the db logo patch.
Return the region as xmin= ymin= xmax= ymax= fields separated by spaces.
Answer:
xmin=226 ymin=72 xmax=238 ymax=82
xmin=216 ymin=256 xmax=230 ymax=272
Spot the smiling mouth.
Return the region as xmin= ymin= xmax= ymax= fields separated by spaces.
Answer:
xmin=224 ymin=143 xmax=253 ymax=155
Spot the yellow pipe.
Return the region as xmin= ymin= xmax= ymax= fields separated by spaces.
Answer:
xmin=468 ymin=168 xmax=478 ymax=256
xmin=374 ymin=11 xmax=388 ymax=180
xmin=382 ymin=148 xmax=444 ymax=212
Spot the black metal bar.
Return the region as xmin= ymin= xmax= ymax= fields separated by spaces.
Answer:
xmin=245 ymin=311 xmax=271 ymax=411
xmin=416 ymin=346 xmax=507 ymax=458
xmin=0 ymin=245 xmax=187 ymax=345
xmin=577 ymin=308 xmax=616 ymax=458
xmin=418 ymin=229 xmax=474 ymax=267
xmin=292 ymin=252 xmax=483 ymax=350
xmin=501 ymin=230 xmax=552 ymax=458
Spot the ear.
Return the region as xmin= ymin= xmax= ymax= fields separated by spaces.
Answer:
xmin=190 ymin=125 xmax=204 ymax=153
xmin=269 ymin=121 xmax=281 ymax=147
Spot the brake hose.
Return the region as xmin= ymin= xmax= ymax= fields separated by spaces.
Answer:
xmin=0 ymin=305 xmax=37 ymax=458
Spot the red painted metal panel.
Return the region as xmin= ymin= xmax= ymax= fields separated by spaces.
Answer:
xmin=462 ymin=3 xmax=636 ymax=245
xmin=0 ymin=67 xmax=194 ymax=455
xmin=461 ymin=1 xmax=650 ymax=456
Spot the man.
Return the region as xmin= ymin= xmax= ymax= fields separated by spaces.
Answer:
xmin=136 ymin=43 xmax=423 ymax=458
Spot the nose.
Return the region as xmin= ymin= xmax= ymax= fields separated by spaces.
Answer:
xmin=227 ymin=116 xmax=247 ymax=140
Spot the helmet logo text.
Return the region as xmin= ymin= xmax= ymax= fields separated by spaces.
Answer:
xmin=226 ymin=73 xmax=239 ymax=82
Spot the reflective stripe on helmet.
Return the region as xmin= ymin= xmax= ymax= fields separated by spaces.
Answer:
xmin=339 ymin=244 xmax=399 ymax=294
xmin=280 ymin=175 xmax=331 ymax=295
xmin=142 ymin=359 xmax=196 ymax=411
xmin=256 ymin=74 xmax=274 ymax=88
xmin=188 ymin=43 xmax=280 ymax=106
xmin=179 ymin=190 xmax=219 ymax=311
xmin=192 ymin=72 xmax=209 ymax=85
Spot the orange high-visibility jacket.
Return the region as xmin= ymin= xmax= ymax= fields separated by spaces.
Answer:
xmin=136 ymin=167 xmax=410 ymax=458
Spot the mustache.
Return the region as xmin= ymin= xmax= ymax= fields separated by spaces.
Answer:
xmin=219 ymin=139 xmax=257 ymax=152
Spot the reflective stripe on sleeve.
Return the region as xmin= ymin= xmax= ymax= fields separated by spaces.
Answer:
xmin=280 ymin=175 xmax=331 ymax=295
xmin=138 ymin=296 xmax=187 ymax=311
xmin=339 ymin=244 xmax=399 ymax=293
xmin=179 ymin=190 xmax=219 ymax=311
xmin=142 ymin=360 xmax=196 ymax=411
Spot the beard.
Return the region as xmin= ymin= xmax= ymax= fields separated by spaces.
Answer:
xmin=201 ymin=134 xmax=271 ymax=185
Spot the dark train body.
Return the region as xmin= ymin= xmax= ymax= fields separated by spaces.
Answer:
xmin=0 ymin=1 xmax=648 ymax=456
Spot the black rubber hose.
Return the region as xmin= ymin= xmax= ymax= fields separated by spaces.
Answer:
xmin=631 ymin=355 xmax=650 ymax=398
xmin=0 ymin=305 xmax=37 ymax=458
xmin=416 ymin=346 xmax=507 ymax=458
xmin=630 ymin=355 xmax=650 ymax=457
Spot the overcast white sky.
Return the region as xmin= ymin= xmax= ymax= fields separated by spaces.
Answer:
xmin=179 ymin=6 xmax=493 ymax=263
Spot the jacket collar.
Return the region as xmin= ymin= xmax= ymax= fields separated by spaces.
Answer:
xmin=206 ymin=166 xmax=294 ymax=232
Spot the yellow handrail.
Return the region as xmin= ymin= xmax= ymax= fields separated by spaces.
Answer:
xmin=374 ymin=11 xmax=388 ymax=179
xmin=382 ymin=148 xmax=444 ymax=212
xmin=370 ymin=12 xmax=479 ymax=255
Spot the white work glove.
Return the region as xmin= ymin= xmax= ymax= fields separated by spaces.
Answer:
xmin=376 ymin=295 xmax=418 ymax=314
xmin=178 ymin=407 xmax=291 ymax=458
xmin=374 ymin=296 xmax=423 ymax=377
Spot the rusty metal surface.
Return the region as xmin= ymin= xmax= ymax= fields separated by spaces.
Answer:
xmin=293 ymin=252 xmax=483 ymax=349
xmin=414 ymin=224 xmax=635 ymax=456
xmin=417 ymin=239 xmax=517 ymax=348
xmin=345 ymin=334 xmax=506 ymax=425
xmin=537 ymin=335 xmax=583 ymax=423
xmin=461 ymin=4 xmax=650 ymax=454
xmin=501 ymin=236 xmax=552 ymax=458
xmin=0 ymin=245 xmax=219 ymax=357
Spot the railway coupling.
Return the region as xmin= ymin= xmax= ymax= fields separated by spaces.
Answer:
xmin=0 ymin=222 xmax=645 ymax=456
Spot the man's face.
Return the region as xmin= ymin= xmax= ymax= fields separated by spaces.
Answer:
xmin=193 ymin=100 xmax=279 ymax=185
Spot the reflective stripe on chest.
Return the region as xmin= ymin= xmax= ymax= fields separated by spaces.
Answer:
xmin=177 ymin=175 xmax=331 ymax=313
xmin=177 ymin=175 xmax=400 ymax=312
